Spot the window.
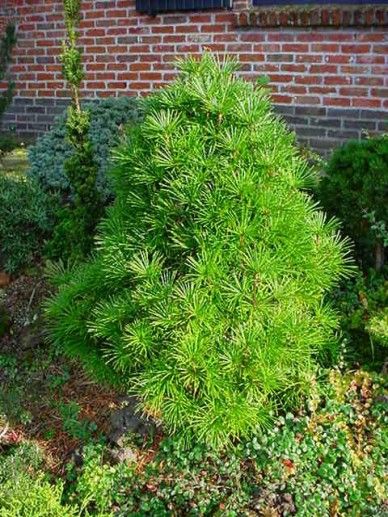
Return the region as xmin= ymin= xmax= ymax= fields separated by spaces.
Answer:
xmin=253 ymin=0 xmax=386 ymax=4
xmin=136 ymin=0 xmax=232 ymax=14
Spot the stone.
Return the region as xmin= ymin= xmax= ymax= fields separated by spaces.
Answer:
xmin=109 ymin=445 xmax=137 ymax=464
xmin=108 ymin=395 xmax=156 ymax=445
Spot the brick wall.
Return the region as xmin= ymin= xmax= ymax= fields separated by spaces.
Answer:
xmin=0 ymin=0 xmax=387 ymax=152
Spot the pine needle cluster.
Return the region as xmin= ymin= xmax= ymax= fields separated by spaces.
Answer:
xmin=46 ymin=54 xmax=352 ymax=447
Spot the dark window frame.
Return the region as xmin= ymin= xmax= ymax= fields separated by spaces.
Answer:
xmin=136 ymin=0 xmax=232 ymax=14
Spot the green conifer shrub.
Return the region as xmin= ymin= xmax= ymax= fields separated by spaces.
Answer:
xmin=319 ymin=135 xmax=388 ymax=271
xmin=46 ymin=0 xmax=102 ymax=261
xmin=45 ymin=55 xmax=352 ymax=447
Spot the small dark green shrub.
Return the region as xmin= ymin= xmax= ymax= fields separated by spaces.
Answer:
xmin=28 ymin=97 xmax=140 ymax=201
xmin=331 ymin=270 xmax=388 ymax=368
xmin=46 ymin=55 xmax=352 ymax=447
xmin=0 ymin=173 xmax=55 ymax=273
xmin=319 ymin=135 xmax=388 ymax=271
xmin=0 ymin=133 xmax=19 ymax=155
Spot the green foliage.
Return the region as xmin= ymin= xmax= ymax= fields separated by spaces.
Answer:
xmin=46 ymin=54 xmax=352 ymax=447
xmin=0 ymin=172 xmax=56 ymax=273
xmin=47 ymin=0 xmax=102 ymax=261
xmin=59 ymin=401 xmax=97 ymax=441
xmin=319 ymin=135 xmax=388 ymax=271
xmin=0 ymin=353 xmax=33 ymax=425
xmin=0 ymin=132 xmax=19 ymax=155
xmin=367 ymin=307 xmax=388 ymax=347
xmin=28 ymin=97 xmax=140 ymax=200
xmin=246 ymin=369 xmax=388 ymax=516
xmin=65 ymin=443 xmax=125 ymax=515
xmin=61 ymin=0 xmax=84 ymax=102
xmin=331 ymin=270 xmax=388 ymax=368
xmin=0 ymin=370 xmax=386 ymax=516
xmin=0 ymin=443 xmax=77 ymax=517
xmin=62 ymin=369 xmax=387 ymax=516
xmin=0 ymin=23 xmax=16 ymax=121
xmin=0 ymin=442 xmax=43 ymax=476
xmin=0 ymin=476 xmax=77 ymax=517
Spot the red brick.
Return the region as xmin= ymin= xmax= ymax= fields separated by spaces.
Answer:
xmin=282 ymin=44 xmax=309 ymax=53
xmin=371 ymin=88 xmax=388 ymax=98
xmin=355 ymin=76 xmax=384 ymax=86
xmin=281 ymin=64 xmax=306 ymax=73
xmin=295 ymin=75 xmax=322 ymax=85
xmin=281 ymin=85 xmax=307 ymax=94
xmin=86 ymin=81 xmax=106 ymax=89
xmin=339 ymin=87 xmax=368 ymax=96
xmin=271 ymin=94 xmax=293 ymax=104
xmin=107 ymin=81 xmax=127 ymax=89
xmin=295 ymin=96 xmax=321 ymax=105
xmin=325 ymin=55 xmax=351 ymax=64
xmin=311 ymin=43 xmax=340 ymax=53
xmin=352 ymin=98 xmax=382 ymax=108
xmin=310 ymin=86 xmax=336 ymax=94
xmin=323 ymin=97 xmax=352 ymax=107
xmin=341 ymin=44 xmax=371 ymax=54
xmin=324 ymin=76 xmax=352 ymax=85
xmin=1 ymin=1 xmax=386 ymax=140
xmin=372 ymin=45 xmax=388 ymax=54
xmin=309 ymin=65 xmax=337 ymax=74
xmin=296 ymin=54 xmax=322 ymax=63
xmin=139 ymin=72 xmax=162 ymax=81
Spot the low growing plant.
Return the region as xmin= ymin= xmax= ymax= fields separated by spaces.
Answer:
xmin=0 ymin=442 xmax=77 ymax=517
xmin=46 ymin=54 xmax=352 ymax=447
xmin=0 ymin=172 xmax=56 ymax=273
xmin=59 ymin=401 xmax=97 ymax=441
xmin=62 ymin=369 xmax=387 ymax=516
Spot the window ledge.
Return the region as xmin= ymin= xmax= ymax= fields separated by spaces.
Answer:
xmin=235 ymin=5 xmax=388 ymax=28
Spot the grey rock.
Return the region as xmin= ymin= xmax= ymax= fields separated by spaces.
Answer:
xmin=109 ymin=446 xmax=137 ymax=464
xmin=108 ymin=395 xmax=155 ymax=445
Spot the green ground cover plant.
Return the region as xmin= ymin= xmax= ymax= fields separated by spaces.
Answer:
xmin=46 ymin=54 xmax=352 ymax=447
xmin=0 ymin=159 xmax=56 ymax=274
xmin=2 ymin=367 xmax=385 ymax=516
xmin=0 ymin=443 xmax=78 ymax=517
xmin=65 ymin=369 xmax=387 ymax=516
xmin=0 ymin=332 xmax=388 ymax=517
